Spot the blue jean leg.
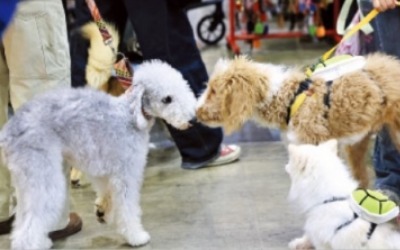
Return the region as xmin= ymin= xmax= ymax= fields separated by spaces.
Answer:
xmin=360 ymin=0 xmax=400 ymax=196
xmin=373 ymin=127 xmax=400 ymax=195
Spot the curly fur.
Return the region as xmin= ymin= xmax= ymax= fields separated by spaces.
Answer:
xmin=0 ymin=60 xmax=196 ymax=249
xmin=286 ymin=140 xmax=400 ymax=249
xmin=197 ymin=53 xmax=400 ymax=187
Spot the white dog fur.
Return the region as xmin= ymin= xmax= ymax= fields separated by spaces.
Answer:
xmin=0 ymin=60 xmax=196 ymax=249
xmin=286 ymin=140 xmax=400 ymax=249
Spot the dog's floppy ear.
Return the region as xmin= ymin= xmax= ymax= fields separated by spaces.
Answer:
xmin=128 ymin=84 xmax=149 ymax=130
xmin=219 ymin=57 xmax=268 ymax=134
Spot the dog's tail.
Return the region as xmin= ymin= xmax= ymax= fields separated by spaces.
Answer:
xmin=81 ymin=22 xmax=120 ymax=89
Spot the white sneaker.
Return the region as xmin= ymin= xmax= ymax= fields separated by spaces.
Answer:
xmin=207 ymin=144 xmax=241 ymax=167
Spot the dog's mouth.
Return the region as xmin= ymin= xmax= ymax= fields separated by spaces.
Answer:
xmin=142 ymin=108 xmax=153 ymax=120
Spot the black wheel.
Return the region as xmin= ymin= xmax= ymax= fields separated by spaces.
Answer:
xmin=197 ymin=14 xmax=226 ymax=45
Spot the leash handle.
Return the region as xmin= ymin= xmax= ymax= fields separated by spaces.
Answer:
xmin=322 ymin=8 xmax=380 ymax=61
xmin=85 ymin=0 xmax=113 ymax=46
xmin=306 ymin=8 xmax=380 ymax=77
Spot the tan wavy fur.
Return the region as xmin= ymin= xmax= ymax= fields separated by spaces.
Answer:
xmin=197 ymin=53 xmax=400 ymax=187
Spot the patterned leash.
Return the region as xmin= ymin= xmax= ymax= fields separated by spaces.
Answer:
xmin=85 ymin=0 xmax=133 ymax=89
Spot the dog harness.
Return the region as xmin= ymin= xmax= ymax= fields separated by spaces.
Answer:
xmin=86 ymin=0 xmax=133 ymax=89
xmin=317 ymin=196 xmax=378 ymax=243
xmin=286 ymin=78 xmax=313 ymax=125
xmin=286 ymin=55 xmax=367 ymax=124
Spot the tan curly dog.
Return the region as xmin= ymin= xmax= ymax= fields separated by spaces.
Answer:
xmin=197 ymin=53 xmax=400 ymax=187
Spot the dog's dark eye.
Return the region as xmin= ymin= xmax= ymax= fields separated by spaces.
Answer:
xmin=162 ymin=96 xmax=172 ymax=104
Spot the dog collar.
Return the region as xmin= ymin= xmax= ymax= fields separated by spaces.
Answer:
xmin=286 ymin=78 xmax=313 ymax=125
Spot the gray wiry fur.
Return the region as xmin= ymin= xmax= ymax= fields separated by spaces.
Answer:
xmin=0 ymin=60 xmax=196 ymax=249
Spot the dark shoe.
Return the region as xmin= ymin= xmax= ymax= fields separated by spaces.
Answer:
xmin=0 ymin=212 xmax=83 ymax=240
xmin=49 ymin=212 xmax=83 ymax=241
xmin=0 ymin=214 xmax=14 ymax=235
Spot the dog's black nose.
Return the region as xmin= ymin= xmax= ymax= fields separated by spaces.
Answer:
xmin=189 ymin=117 xmax=198 ymax=125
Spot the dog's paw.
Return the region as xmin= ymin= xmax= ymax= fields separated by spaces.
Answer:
xmin=95 ymin=195 xmax=111 ymax=223
xmin=96 ymin=208 xmax=106 ymax=223
xmin=126 ymin=230 xmax=151 ymax=247
xmin=71 ymin=179 xmax=81 ymax=189
xmin=289 ymin=236 xmax=314 ymax=250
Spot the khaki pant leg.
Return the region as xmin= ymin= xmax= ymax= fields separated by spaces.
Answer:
xmin=2 ymin=0 xmax=72 ymax=229
xmin=3 ymin=0 xmax=71 ymax=109
xmin=0 ymin=46 xmax=11 ymax=221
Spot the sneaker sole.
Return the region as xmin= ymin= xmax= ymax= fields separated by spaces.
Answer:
xmin=206 ymin=147 xmax=241 ymax=167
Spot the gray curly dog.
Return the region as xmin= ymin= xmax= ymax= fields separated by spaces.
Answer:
xmin=0 ymin=60 xmax=197 ymax=249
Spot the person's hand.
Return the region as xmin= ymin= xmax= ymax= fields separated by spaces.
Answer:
xmin=373 ymin=0 xmax=398 ymax=11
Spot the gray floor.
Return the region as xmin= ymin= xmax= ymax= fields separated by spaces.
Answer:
xmin=0 ymin=38 xmax=332 ymax=249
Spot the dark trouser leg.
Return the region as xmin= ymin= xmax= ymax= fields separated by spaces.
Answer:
xmin=360 ymin=1 xmax=400 ymax=196
xmin=70 ymin=0 xmax=127 ymax=87
xmin=125 ymin=0 xmax=223 ymax=164
xmin=373 ymin=127 xmax=400 ymax=196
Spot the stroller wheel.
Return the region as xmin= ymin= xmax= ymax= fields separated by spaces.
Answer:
xmin=197 ymin=14 xmax=226 ymax=45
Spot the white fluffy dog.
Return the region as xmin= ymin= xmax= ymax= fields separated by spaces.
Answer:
xmin=0 ymin=61 xmax=196 ymax=249
xmin=286 ymin=140 xmax=400 ymax=249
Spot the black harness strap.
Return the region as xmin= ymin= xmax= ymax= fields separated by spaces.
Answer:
xmin=335 ymin=212 xmax=359 ymax=233
xmin=367 ymin=223 xmax=378 ymax=240
xmin=323 ymin=80 xmax=333 ymax=119
xmin=320 ymin=196 xmax=378 ymax=241
xmin=323 ymin=196 xmax=347 ymax=204
xmin=323 ymin=80 xmax=333 ymax=109
xmin=286 ymin=78 xmax=313 ymax=125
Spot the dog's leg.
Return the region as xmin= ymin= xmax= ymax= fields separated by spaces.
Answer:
xmin=10 ymin=151 xmax=66 ymax=249
xmin=289 ymin=234 xmax=314 ymax=250
xmin=87 ymin=175 xmax=111 ymax=223
xmin=345 ymin=134 xmax=371 ymax=188
xmin=70 ymin=167 xmax=82 ymax=188
xmin=109 ymin=173 xmax=150 ymax=247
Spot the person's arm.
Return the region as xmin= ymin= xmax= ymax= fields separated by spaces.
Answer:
xmin=373 ymin=0 xmax=398 ymax=11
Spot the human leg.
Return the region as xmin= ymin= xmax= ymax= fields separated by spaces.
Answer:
xmin=347 ymin=2 xmax=400 ymax=224
xmin=125 ymin=1 xmax=240 ymax=168
xmin=0 ymin=43 xmax=12 ymax=224
xmin=373 ymin=127 xmax=400 ymax=197
xmin=70 ymin=0 xmax=127 ymax=87
xmin=1 ymin=0 xmax=81 ymax=237
xmin=359 ymin=0 xmax=400 ymax=198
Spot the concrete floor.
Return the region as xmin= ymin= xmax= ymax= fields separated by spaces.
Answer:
xmin=0 ymin=38 xmax=332 ymax=249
